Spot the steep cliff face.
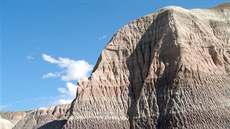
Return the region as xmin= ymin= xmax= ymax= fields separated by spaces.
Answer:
xmin=9 ymin=3 xmax=230 ymax=129
xmin=63 ymin=3 xmax=230 ymax=129
xmin=13 ymin=104 xmax=70 ymax=129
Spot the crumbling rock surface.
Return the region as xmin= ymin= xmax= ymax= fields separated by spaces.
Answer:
xmin=0 ymin=111 xmax=27 ymax=127
xmin=13 ymin=104 xmax=70 ymax=129
xmin=63 ymin=3 xmax=230 ymax=129
xmin=12 ymin=3 xmax=230 ymax=129
xmin=0 ymin=116 xmax=14 ymax=129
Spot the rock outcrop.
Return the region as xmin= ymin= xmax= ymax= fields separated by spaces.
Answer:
xmin=63 ymin=3 xmax=230 ymax=129
xmin=0 ymin=116 xmax=14 ymax=129
xmin=0 ymin=111 xmax=27 ymax=129
xmin=13 ymin=104 xmax=70 ymax=129
xmin=11 ymin=2 xmax=230 ymax=129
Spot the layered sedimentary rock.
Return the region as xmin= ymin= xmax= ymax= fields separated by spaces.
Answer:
xmin=0 ymin=111 xmax=27 ymax=127
xmin=63 ymin=3 xmax=230 ymax=129
xmin=13 ymin=104 xmax=70 ymax=129
xmin=11 ymin=3 xmax=230 ymax=129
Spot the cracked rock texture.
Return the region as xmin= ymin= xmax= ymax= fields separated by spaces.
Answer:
xmin=11 ymin=2 xmax=230 ymax=129
xmin=63 ymin=3 xmax=230 ymax=129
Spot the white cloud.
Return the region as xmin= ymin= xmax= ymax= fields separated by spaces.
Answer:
xmin=57 ymin=99 xmax=73 ymax=104
xmin=42 ymin=72 xmax=60 ymax=79
xmin=42 ymin=54 xmax=93 ymax=81
xmin=61 ymin=60 xmax=93 ymax=81
xmin=41 ymin=54 xmax=93 ymax=105
xmin=57 ymin=88 xmax=67 ymax=94
xmin=57 ymin=82 xmax=77 ymax=104
xmin=98 ymin=35 xmax=106 ymax=40
xmin=42 ymin=54 xmax=58 ymax=64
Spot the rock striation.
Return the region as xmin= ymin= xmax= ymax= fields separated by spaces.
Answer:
xmin=0 ymin=111 xmax=27 ymax=129
xmin=63 ymin=3 xmax=230 ymax=129
xmin=13 ymin=104 xmax=70 ymax=129
xmin=11 ymin=2 xmax=230 ymax=129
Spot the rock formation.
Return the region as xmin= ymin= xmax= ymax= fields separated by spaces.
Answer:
xmin=10 ymin=2 xmax=230 ymax=129
xmin=0 ymin=111 xmax=27 ymax=129
xmin=63 ymin=3 xmax=230 ymax=129
xmin=0 ymin=116 xmax=14 ymax=129
xmin=13 ymin=104 xmax=69 ymax=129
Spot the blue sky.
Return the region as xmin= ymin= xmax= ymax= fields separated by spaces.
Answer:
xmin=1 ymin=0 xmax=228 ymax=111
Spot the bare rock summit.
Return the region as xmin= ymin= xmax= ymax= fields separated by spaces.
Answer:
xmin=64 ymin=3 xmax=230 ymax=129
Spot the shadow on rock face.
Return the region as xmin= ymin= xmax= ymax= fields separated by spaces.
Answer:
xmin=37 ymin=120 xmax=67 ymax=129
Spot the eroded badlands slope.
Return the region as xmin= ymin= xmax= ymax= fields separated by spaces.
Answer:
xmin=12 ymin=3 xmax=230 ymax=129
xmin=64 ymin=3 xmax=230 ymax=129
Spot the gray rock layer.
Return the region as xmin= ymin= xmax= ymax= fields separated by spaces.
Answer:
xmin=12 ymin=3 xmax=230 ymax=129
xmin=63 ymin=3 xmax=230 ymax=129
xmin=13 ymin=104 xmax=70 ymax=129
xmin=0 ymin=111 xmax=27 ymax=126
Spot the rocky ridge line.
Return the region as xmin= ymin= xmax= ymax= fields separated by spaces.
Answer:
xmin=64 ymin=3 xmax=230 ymax=129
